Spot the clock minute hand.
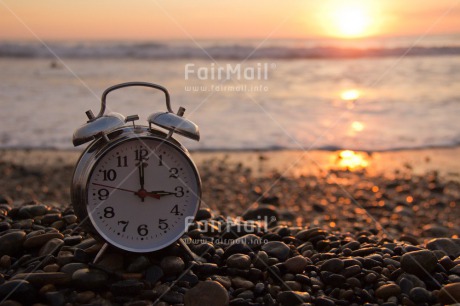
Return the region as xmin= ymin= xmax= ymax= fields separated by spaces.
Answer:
xmin=137 ymin=161 xmax=146 ymax=202
xmin=92 ymin=183 xmax=161 ymax=200
xmin=92 ymin=183 xmax=136 ymax=194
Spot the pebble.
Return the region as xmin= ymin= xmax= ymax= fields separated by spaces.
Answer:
xmin=261 ymin=241 xmax=290 ymax=261
xmin=98 ymin=252 xmax=124 ymax=271
xmin=145 ymin=265 xmax=164 ymax=284
xmin=253 ymin=251 xmax=269 ymax=269
xmin=72 ymin=268 xmax=109 ymax=290
xmin=160 ymin=256 xmax=184 ymax=276
xmin=17 ymin=204 xmax=48 ymax=218
xmin=375 ymin=283 xmax=401 ymax=300
xmin=60 ymin=262 xmax=87 ymax=275
xmin=227 ymin=253 xmax=251 ymax=269
xmin=127 ymin=255 xmax=150 ymax=273
xmin=0 ymin=231 xmax=26 ymax=256
xmin=284 ymin=255 xmax=308 ymax=274
xmin=184 ymin=281 xmax=229 ymax=306
xmin=409 ymin=287 xmax=431 ymax=303
xmin=242 ymin=203 xmax=278 ymax=221
xmin=38 ymin=237 xmax=63 ymax=256
xmin=0 ymin=280 xmax=37 ymax=304
xmin=76 ymin=291 xmax=96 ymax=304
xmin=401 ymin=250 xmax=438 ymax=276
xmin=422 ymin=224 xmax=449 ymax=237
xmin=438 ymin=283 xmax=460 ymax=305
xmin=426 ymin=238 xmax=460 ymax=258
xmin=320 ymin=258 xmax=344 ymax=273
xmin=45 ymin=291 xmax=65 ymax=306
xmin=315 ymin=296 xmax=336 ymax=306
xmin=12 ymin=272 xmax=71 ymax=285
xmin=231 ymin=276 xmax=254 ymax=289
xmin=277 ymin=291 xmax=311 ymax=305
xmin=110 ymin=279 xmax=144 ymax=295
xmin=0 ymin=197 xmax=459 ymax=305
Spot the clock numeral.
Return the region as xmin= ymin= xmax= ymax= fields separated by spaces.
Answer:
xmin=137 ymin=224 xmax=148 ymax=236
xmin=104 ymin=207 xmax=115 ymax=218
xmin=118 ymin=220 xmax=129 ymax=232
xmin=101 ymin=169 xmax=117 ymax=181
xmin=158 ymin=155 xmax=163 ymax=166
xmin=175 ymin=186 xmax=184 ymax=197
xmin=98 ymin=188 xmax=109 ymax=200
xmin=170 ymin=205 xmax=180 ymax=215
xmin=135 ymin=149 xmax=149 ymax=161
xmin=117 ymin=155 xmax=128 ymax=167
xmin=159 ymin=219 xmax=169 ymax=230
xmin=169 ymin=168 xmax=179 ymax=178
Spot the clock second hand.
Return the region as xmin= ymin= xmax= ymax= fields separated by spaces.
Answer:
xmin=92 ymin=182 xmax=161 ymax=200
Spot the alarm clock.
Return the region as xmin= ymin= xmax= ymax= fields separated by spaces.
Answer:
xmin=71 ymin=82 xmax=201 ymax=253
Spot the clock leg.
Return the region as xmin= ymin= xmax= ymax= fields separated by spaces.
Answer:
xmin=178 ymin=238 xmax=206 ymax=263
xmin=93 ymin=242 xmax=110 ymax=264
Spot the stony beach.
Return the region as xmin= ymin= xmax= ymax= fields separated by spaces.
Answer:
xmin=0 ymin=148 xmax=459 ymax=305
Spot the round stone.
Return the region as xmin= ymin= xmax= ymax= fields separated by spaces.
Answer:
xmin=231 ymin=276 xmax=254 ymax=289
xmin=38 ymin=238 xmax=64 ymax=257
xmin=277 ymin=291 xmax=311 ymax=305
xmin=320 ymin=258 xmax=344 ymax=273
xmin=23 ymin=232 xmax=64 ymax=248
xmin=261 ymin=241 xmax=290 ymax=261
xmin=145 ymin=265 xmax=164 ymax=284
xmin=401 ymin=250 xmax=438 ymax=277
xmin=242 ymin=204 xmax=278 ymax=221
xmin=72 ymin=268 xmax=108 ymax=290
xmin=438 ymin=283 xmax=460 ymax=305
xmin=285 ymin=255 xmax=308 ymax=274
xmin=195 ymin=208 xmax=213 ymax=221
xmin=223 ymin=242 xmax=252 ymax=258
xmin=0 ymin=280 xmax=37 ymax=304
xmin=409 ymin=287 xmax=431 ymax=303
xmin=17 ymin=204 xmax=48 ymax=218
xmin=227 ymin=253 xmax=251 ymax=269
xmin=375 ymin=283 xmax=401 ymax=300
xmin=253 ymin=251 xmax=269 ymax=269
xmin=12 ymin=272 xmax=71 ymax=285
xmin=127 ymin=255 xmax=150 ymax=273
xmin=110 ymin=279 xmax=144 ymax=295
xmin=60 ymin=263 xmax=88 ymax=275
xmin=76 ymin=291 xmax=96 ymax=304
xmin=184 ymin=281 xmax=229 ymax=306
xmin=0 ymin=231 xmax=26 ymax=256
xmin=160 ymin=256 xmax=185 ymax=276
xmin=426 ymin=238 xmax=460 ymax=258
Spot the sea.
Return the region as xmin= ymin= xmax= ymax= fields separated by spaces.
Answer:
xmin=0 ymin=34 xmax=459 ymax=152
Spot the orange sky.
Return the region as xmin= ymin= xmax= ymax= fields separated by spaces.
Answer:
xmin=0 ymin=0 xmax=459 ymax=41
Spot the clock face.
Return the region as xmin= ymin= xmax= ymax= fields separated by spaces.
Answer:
xmin=86 ymin=137 xmax=200 ymax=252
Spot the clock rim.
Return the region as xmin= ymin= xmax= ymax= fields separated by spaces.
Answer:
xmin=71 ymin=126 xmax=202 ymax=253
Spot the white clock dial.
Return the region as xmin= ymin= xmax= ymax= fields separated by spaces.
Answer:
xmin=86 ymin=137 xmax=200 ymax=252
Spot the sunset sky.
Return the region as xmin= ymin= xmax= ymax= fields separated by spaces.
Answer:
xmin=1 ymin=0 xmax=459 ymax=41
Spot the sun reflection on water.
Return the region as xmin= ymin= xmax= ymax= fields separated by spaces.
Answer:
xmin=351 ymin=121 xmax=364 ymax=132
xmin=341 ymin=89 xmax=361 ymax=101
xmin=335 ymin=150 xmax=369 ymax=170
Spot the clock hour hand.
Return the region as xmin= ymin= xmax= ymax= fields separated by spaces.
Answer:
xmin=145 ymin=190 xmax=176 ymax=198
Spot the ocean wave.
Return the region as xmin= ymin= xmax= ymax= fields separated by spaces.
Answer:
xmin=1 ymin=42 xmax=460 ymax=59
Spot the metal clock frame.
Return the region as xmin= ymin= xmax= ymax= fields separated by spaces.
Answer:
xmin=71 ymin=125 xmax=202 ymax=253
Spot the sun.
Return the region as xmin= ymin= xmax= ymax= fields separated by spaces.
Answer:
xmin=319 ymin=1 xmax=378 ymax=38
xmin=333 ymin=6 xmax=371 ymax=37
